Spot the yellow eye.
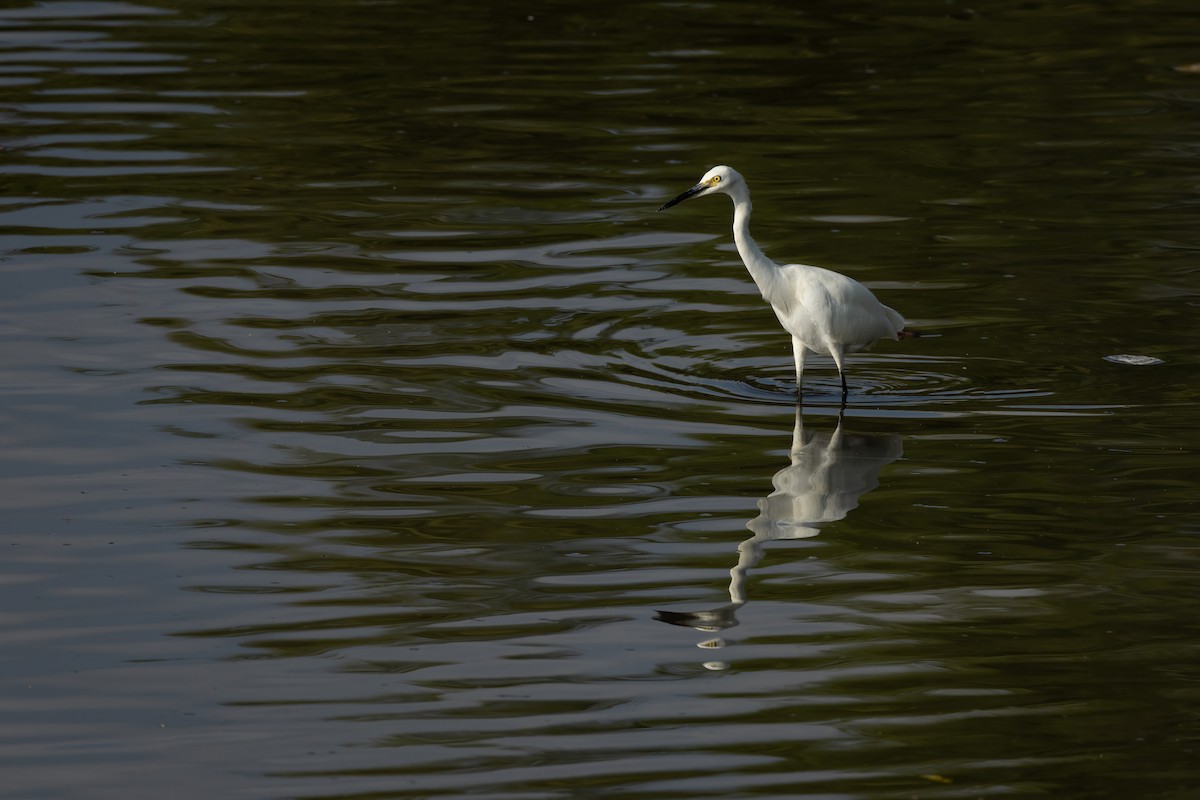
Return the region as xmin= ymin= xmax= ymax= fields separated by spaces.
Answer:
xmin=711 ymin=175 xmax=722 ymax=184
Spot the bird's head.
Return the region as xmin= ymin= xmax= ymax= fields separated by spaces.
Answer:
xmin=658 ymin=165 xmax=744 ymax=211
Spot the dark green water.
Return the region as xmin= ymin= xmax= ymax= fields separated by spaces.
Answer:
xmin=3 ymin=1 xmax=1199 ymax=797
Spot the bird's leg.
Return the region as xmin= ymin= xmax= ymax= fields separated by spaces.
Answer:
xmin=829 ymin=346 xmax=848 ymax=403
xmin=791 ymin=337 xmax=807 ymax=401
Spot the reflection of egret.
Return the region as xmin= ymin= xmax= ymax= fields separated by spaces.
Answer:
xmin=657 ymin=406 xmax=902 ymax=640
xmin=659 ymin=165 xmax=918 ymax=400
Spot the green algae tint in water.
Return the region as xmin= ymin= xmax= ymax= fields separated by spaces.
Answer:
xmin=1 ymin=1 xmax=1199 ymax=798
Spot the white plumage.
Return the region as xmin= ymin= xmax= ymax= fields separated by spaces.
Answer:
xmin=659 ymin=165 xmax=914 ymax=400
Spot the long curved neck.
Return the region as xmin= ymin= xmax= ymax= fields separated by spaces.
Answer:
xmin=730 ymin=190 xmax=780 ymax=294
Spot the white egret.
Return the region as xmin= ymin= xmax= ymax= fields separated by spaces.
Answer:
xmin=659 ymin=165 xmax=917 ymax=400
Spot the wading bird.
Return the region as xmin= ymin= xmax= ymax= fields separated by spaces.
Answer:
xmin=659 ymin=165 xmax=917 ymax=400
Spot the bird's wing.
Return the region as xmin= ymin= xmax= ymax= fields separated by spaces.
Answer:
xmin=775 ymin=264 xmax=902 ymax=350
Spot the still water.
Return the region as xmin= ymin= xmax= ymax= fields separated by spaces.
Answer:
xmin=3 ymin=0 xmax=1199 ymax=797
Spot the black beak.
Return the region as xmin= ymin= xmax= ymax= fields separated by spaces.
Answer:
xmin=658 ymin=183 xmax=706 ymax=211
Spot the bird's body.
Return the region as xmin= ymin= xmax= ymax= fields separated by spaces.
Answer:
xmin=659 ymin=165 xmax=913 ymax=400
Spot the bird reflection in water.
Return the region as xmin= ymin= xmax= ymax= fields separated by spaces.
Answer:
xmin=656 ymin=406 xmax=902 ymax=668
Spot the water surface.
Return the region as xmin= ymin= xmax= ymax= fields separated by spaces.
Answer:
xmin=3 ymin=1 xmax=1199 ymax=798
